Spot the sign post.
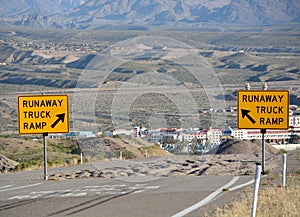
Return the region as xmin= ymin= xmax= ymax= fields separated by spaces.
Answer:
xmin=261 ymin=129 xmax=266 ymax=174
xmin=18 ymin=95 xmax=69 ymax=180
xmin=237 ymin=90 xmax=289 ymax=174
xmin=43 ymin=133 xmax=48 ymax=180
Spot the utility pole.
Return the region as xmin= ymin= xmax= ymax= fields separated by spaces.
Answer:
xmin=262 ymin=82 xmax=268 ymax=90
xmin=245 ymin=82 xmax=251 ymax=90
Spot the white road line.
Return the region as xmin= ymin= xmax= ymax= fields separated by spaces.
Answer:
xmin=0 ymin=183 xmax=42 ymax=192
xmin=144 ymin=186 xmax=160 ymax=190
xmin=8 ymin=195 xmax=32 ymax=200
xmin=0 ymin=185 xmax=13 ymax=189
xmin=171 ymin=176 xmax=240 ymax=217
xmin=229 ymin=179 xmax=254 ymax=191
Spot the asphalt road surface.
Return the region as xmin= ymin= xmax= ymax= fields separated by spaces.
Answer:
xmin=0 ymin=166 xmax=255 ymax=217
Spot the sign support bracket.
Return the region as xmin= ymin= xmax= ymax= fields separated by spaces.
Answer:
xmin=260 ymin=129 xmax=266 ymax=174
xmin=43 ymin=132 xmax=48 ymax=180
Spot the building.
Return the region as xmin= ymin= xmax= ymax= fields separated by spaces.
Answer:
xmin=206 ymin=128 xmax=223 ymax=146
xmin=231 ymin=129 xmax=290 ymax=144
xmin=132 ymin=126 xmax=148 ymax=138
xmin=290 ymin=115 xmax=300 ymax=127
xmin=148 ymin=128 xmax=178 ymax=144
xmin=49 ymin=131 xmax=95 ymax=139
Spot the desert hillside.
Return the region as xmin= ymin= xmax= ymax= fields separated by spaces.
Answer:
xmin=0 ymin=136 xmax=171 ymax=172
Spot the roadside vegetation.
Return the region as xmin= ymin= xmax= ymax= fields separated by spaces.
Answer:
xmin=0 ymin=136 xmax=83 ymax=171
xmin=207 ymin=173 xmax=300 ymax=217
xmin=0 ymin=135 xmax=171 ymax=172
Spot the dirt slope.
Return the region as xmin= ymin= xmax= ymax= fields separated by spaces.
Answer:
xmin=210 ymin=139 xmax=279 ymax=155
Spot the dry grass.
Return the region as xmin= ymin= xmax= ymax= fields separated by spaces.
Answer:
xmin=0 ymin=137 xmax=82 ymax=171
xmin=210 ymin=174 xmax=300 ymax=217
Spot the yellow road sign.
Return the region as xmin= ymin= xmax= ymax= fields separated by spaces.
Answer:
xmin=237 ymin=90 xmax=289 ymax=129
xmin=18 ymin=95 xmax=69 ymax=134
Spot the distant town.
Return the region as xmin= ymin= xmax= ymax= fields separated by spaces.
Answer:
xmin=0 ymin=38 xmax=105 ymax=55
xmin=49 ymin=104 xmax=300 ymax=154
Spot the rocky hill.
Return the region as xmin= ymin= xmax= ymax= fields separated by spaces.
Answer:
xmin=1 ymin=0 xmax=299 ymax=29
xmin=0 ymin=0 xmax=84 ymax=18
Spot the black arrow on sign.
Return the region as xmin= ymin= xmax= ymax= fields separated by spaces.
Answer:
xmin=51 ymin=113 xmax=65 ymax=128
xmin=241 ymin=109 xmax=256 ymax=124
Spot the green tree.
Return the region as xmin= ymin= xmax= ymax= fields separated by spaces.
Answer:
xmin=289 ymin=134 xmax=300 ymax=144
xmin=164 ymin=136 xmax=175 ymax=144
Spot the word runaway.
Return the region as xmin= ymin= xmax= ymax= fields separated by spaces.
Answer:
xmin=242 ymin=94 xmax=284 ymax=103
xmin=22 ymin=99 xmax=63 ymax=108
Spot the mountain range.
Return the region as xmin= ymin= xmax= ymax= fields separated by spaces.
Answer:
xmin=1 ymin=0 xmax=299 ymax=29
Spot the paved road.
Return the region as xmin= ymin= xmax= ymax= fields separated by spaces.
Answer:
xmin=0 ymin=167 xmax=254 ymax=217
